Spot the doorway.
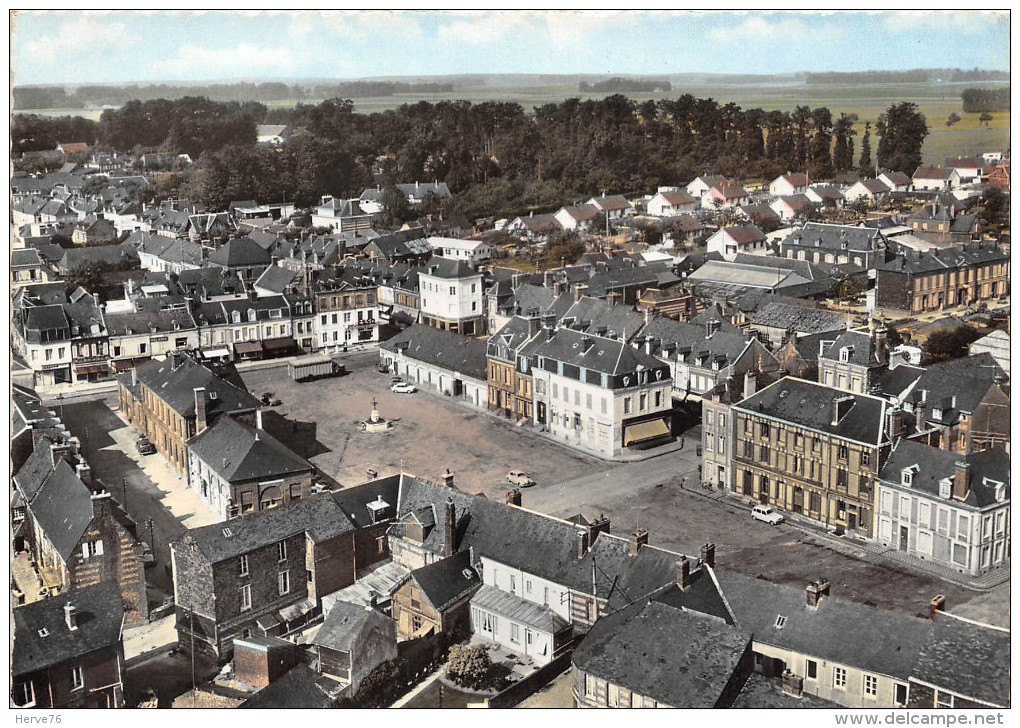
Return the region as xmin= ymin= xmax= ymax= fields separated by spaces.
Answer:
xmin=899 ymin=526 xmax=909 ymax=552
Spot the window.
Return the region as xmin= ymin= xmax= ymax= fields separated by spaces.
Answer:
xmin=836 ymin=469 xmax=848 ymax=488
xmin=774 ymin=614 xmax=787 ymax=629
xmin=584 ymin=673 xmax=597 ymax=698
xmin=411 ymin=615 xmax=422 ymax=633
xmin=278 ymin=570 xmax=291 ymax=596
xmin=833 ymin=667 xmax=846 ymax=688
xmin=861 ymin=450 xmax=871 ymax=467
xmin=13 ymin=681 xmax=35 ymax=707
xmin=71 ymin=665 xmax=84 ymax=691
xmin=239 ymin=554 xmax=249 ymax=576
xmin=717 ymin=437 xmax=726 ymax=454
xmin=895 ymin=683 xmax=908 ymax=706
xmin=139 ymin=342 xmax=147 ymax=354
xmin=240 ymin=584 xmax=252 ymax=611
xmin=760 ymin=422 xmax=770 ymax=438
xmin=759 ymin=445 xmax=769 ymax=463
xmin=719 ymin=413 xmax=726 ymax=428
xmin=806 ymin=660 xmax=817 ymax=680
xmin=113 ymin=345 xmax=121 ymax=357
xmin=510 ymin=623 xmax=520 ymax=643
xmin=278 ymin=541 xmax=287 ymax=561
xmin=935 ymin=691 xmax=954 ymax=709
xmin=509 ymin=575 xmax=516 ymax=593
xmin=623 ymin=397 xmax=632 ymax=414
xmin=82 ymin=540 xmax=104 ymax=559
xmin=481 ymin=612 xmax=496 ymax=633
xmin=864 ymin=674 xmax=878 ymax=696
xmin=837 ymin=444 xmax=849 ymax=460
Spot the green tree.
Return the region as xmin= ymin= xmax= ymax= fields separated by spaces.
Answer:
xmin=381 ymin=184 xmax=413 ymax=226
xmin=923 ymin=327 xmax=983 ymax=363
xmin=858 ymin=122 xmax=873 ymax=176
xmin=446 ymin=645 xmax=492 ymax=689
xmin=875 ymin=102 xmax=928 ymax=174
xmin=832 ymin=114 xmax=856 ymax=172
xmin=979 ymin=112 xmax=993 ymax=126
xmin=544 ymin=230 xmax=586 ymax=267
xmin=946 ymin=112 xmax=961 ymax=127
xmin=977 ymin=189 xmax=1009 ymax=236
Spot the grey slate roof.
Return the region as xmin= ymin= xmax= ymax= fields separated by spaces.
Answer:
xmin=752 ymin=301 xmax=847 ymax=335
xmin=408 ymin=551 xmax=480 ymax=612
xmin=558 ymin=296 xmax=647 ymax=341
xmin=911 ymin=613 xmax=1010 ymax=707
xmin=253 ymin=265 xmax=301 ymax=293
xmin=380 ymin=324 xmax=488 ymax=381
xmin=733 ymin=672 xmax=838 ymax=708
xmin=905 ymin=353 xmax=1005 ymax=425
xmin=715 ymin=568 xmax=930 ymax=680
xmin=781 ymin=222 xmax=884 ymax=254
xmin=818 ymin=329 xmax=883 ymax=367
xmin=875 ymin=242 xmax=1007 ymax=275
xmin=15 ymin=438 xmax=65 ymax=505
xmin=130 ymin=230 xmax=204 ymax=268
xmin=105 ymin=306 xmax=196 ymax=337
xmin=29 ymin=460 xmax=94 ymax=562
xmin=238 ymin=664 xmax=344 ymax=709
xmin=188 ymin=416 xmax=312 ymax=484
xmin=313 ymin=600 xmax=393 ymax=653
xmin=531 ymin=326 xmax=668 ymax=377
xmin=182 ymin=493 xmax=356 ymax=563
xmin=11 ymin=248 xmax=44 ymax=269
xmin=573 ymin=599 xmax=751 ymax=708
xmin=471 ymin=584 xmax=569 ymax=633
xmin=130 ymin=353 xmax=260 ymax=419
xmin=12 ymin=583 xmax=124 ymax=677
xmin=420 ymin=256 xmax=479 ymax=280
xmin=641 ymin=316 xmax=752 ymax=367
xmin=879 ymin=440 xmax=1009 ymax=510
xmin=329 ymin=474 xmax=402 ymax=529
xmin=208 ymin=237 xmax=271 ymax=267
xmin=735 ymin=377 xmax=887 ymax=445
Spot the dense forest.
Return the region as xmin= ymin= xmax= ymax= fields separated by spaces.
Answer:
xmin=579 ymin=78 xmax=671 ymax=93
xmin=11 ymin=81 xmax=456 ymax=109
xmin=961 ymin=87 xmax=1010 ymax=113
xmin=13 ymin=94 xmax=928 ymax=220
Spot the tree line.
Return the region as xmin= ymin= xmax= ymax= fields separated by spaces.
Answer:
xmin=961 ymin=87 xmax=1010 ymax=113
xmin=13 ymin=93 xmax=928 ymax=221
xmin=579 ymin=78 xmax=671 ymax=93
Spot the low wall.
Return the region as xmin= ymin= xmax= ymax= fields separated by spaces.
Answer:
xmin=486 ymin=650 xmax=573 ymax=709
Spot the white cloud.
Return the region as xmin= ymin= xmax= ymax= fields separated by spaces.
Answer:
xmin=437 ymin=11 xmax=532 ymax=45
xmin=708 ymin=13 xmax=838 ymax=45
xmin=542 ymin=10 xmax=637 ymax=50
xmin=289 ymin=10 xmax=423 ymax=43
xmin=149 ymin=43 xmax=300 ymax=79
xmin=883 ymin=10 xmax=1001 ymax=35
xmin=20 ymin=15 xmax=135 ymax=63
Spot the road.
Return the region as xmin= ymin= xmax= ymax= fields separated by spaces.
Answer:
xmin=57 ymin=400 xmax=187 ymax=607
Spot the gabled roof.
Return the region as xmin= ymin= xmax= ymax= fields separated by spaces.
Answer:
xmin=573 ymin=596 xmax=751 ymax=708
xmin=407 ymin=551 xmax=481 ymax=612
xmin=254 ymin=265 xmax=301 ymax=294
xmin=129 ymin=353 xmax=260 ymax=419
xmin=560 ymin=204 xmax=599 ymax=221
xmin=531 ymin=325 xmax=668 ymax=377
xmin=775 ymin=173 xmax=809 ymax=188
xmin=589 ymin=194 xmax=632 ymax=211
xmin=781 ymin=222 xmax=884 ymax=254
xmin=181 ymin=493 xmax=356 ymax=563
xmin=718 ymin=224 xmax=766 ymax=245
xmin=879 ymin=440 xmax=1008 ymax=510
xmin=238 ymin=664 xmax=343 ymax=709
xmin=208 ymin=237 xmax=271 ymax=267
xmin=189 ymin=416 xmax=312 ymax=484
xmin=911 ymin=613 xmax=1010 ymax=707
xmin=913 ymin=165 xmax=947 ymax=180
xmin=735 ymin=377 xmax=886 ymax=445
xmin=716 ymin=568 xmax=930 ymax=680
xmin=818 ymin=328 xmax=883 ymax=367
xmin=313 ymin=600 xmax=393 ymax=653
xmin=752 ymin=300 xmax=846 ymax=335
xmin=380 ymin=324 xmax=488 ymax=381
xmin=12 ymin=583 xmax=124 ymax=677
xmin=29 ymin=460 xmax=95 ymax=562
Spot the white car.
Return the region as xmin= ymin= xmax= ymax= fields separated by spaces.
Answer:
xmin=507 ymin=470 xmax=536 ymax=488
xmin=751 ymin=504 xmax=784 ymax=525
xmin=391 ymin=382 xmax=417 ymax=394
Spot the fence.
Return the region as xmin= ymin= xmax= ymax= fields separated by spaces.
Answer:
xmin=485 ymin=650 xmax=574 ymax=708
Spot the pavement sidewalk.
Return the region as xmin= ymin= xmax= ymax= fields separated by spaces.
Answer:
xmin=124 ymin=615 xmax=177 ymax=663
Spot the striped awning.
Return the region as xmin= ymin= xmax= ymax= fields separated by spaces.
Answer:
xmin=623 ymin=418 xmax=671 ymax=446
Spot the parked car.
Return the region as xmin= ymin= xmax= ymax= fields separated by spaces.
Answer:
xmin=135 ymin=436 xmax=156 ymax=455
xmin=391 ymin=382 xmax=417 ymax=394
xmin=751 ymin=504 xmax=784 ymax=525
xmin=507 ymin=470 xmax=536 ymax=488
xmin=140 ymin=542 xmax=156 ymax=567
xmin=389 ymin=376 xmax=405 ymax=386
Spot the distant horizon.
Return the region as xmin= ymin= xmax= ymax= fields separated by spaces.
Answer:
xmin=11 ymin=10 xmax=1009 ymax=87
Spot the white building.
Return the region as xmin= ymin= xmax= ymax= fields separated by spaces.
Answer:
xmin=769 ymin=173 xmax=810 ymax=197
xmin=969 ymin=329 xmax=1010 ymax=377
xmin=418 ymin=257 xmax=485 ymax=336
xmin=646 ymin=189 xmax=699 ymax=217
xmin=529 ymin=326 xmax=673 ymax=458
xmin=876 ymin=440 xmax=1009 ymax=576
xmin=379 ymin=324 xmax=488 ymax=410
xmin=426 ymin=236 xmax=495 ymax=267
xmin=705 ymin=224 xmax=768 ymax=260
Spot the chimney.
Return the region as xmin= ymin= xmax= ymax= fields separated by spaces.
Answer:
xmin=644 ymin=335 xmax=657 ymax=356
xmin=874 ymin=320 xmax=889 ymax=365
xmin=629 ymin=529 xmax=648 ymax=556
xmin=743 ymin=372 xmax=757 ymax=399
xmin=442 ymin=468 xmax=455 ymax=488
xmin=76 ymin=461 xmax=92 ymax=487
xmin=443 ymin=498 xmax=456 ymax=558
xmin=953 ymin=460 xmax=970 ymax=500
xmin=914 ymin=402 xmax=926 ymax=432
xmin=831 ymin=396 xmax=853 ymax=426
xmin=929 ymin=594 xmax=947 ymax=619
xmin=194 ymin=388 xmax=207 ymax=434
xmin=588 ymin=514 xmax=611 ymax=542
xmin=700 ymin=542 xmax=716 ymax=568
xmin=543 ymin=270 xmax=554 ymax=288
xmin=606 ymin=291 xmax=623 ymax=306
xmin=255 ymin=408 xmax=263 ymax=436
xmin=577 ymin=530 xmax=590 ymax=559
xmin=527 ymin=316 xmax=542 ymax=339
xmin=574 ymin=283 xmax=588 ymax=302
xmin=545 ymin=325 xmax=555 ymax=341
xmin=677 ymin=556 xmax=692 ymax=591
xmin=806 ymin=579 xmax=830 ymax=608
xmin=505 ymin=489 xmax=522 ymax=507
xmin=581 ymin=334 xmax=593 ymax=352
xmin=131 ymin=365 xmax=138 ymax=387
xmin=706 ymin=319 xmax=720 ymax=337
xmin=887 ymin=408 xmax=903 ymax=440
xmin=64 ymin=603 xmax=78 ymax=631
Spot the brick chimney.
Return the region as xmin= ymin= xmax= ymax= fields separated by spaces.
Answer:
xmin=588 ymin=514 xmax=611 ymax=542
xmin=577 ymin=530 xmax=590 ymax=559
xmin=887 ymin=408 xmax=903 ymax=440
xmin=914 ymin=402 xmax=926 ymax=432
xmin=442 ymin=469 xmax=455 ymax=488
xmin=929 ymin=594 xmax=946 ymax=619
xmin=443 ymin=498 xmax=456 ymax=558
xmin=194 ymin=387 xmax=207 ymax=434
xmin=76 ymin=461 xmax=92 ymax=487
xmin=782 ymin=670 xmax=804 ymax=698
xmin=131 ymin=365 xmax=138 ymax=387
xmin=64 ymin=603 xmax=78 ymax=631
xmin=806 ymin=579 xmax=830 ymax=608
xmin=629 ymin=529 xmax=648 ymax=556
xmin=574 ymin=284 xmax=588 ymax=302
xmin=700 ymin=542 xmax=716 ymax=568
xmin=505 ymin=489 xmax=522 ymax=507
xmin=953 ymin=461 xmax=970 ymax=500
xmin=677 ymin=556 xmax=692 ymax=590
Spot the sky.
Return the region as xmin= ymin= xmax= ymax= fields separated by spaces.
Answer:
xmin=11 ymin=10 xmax=1010 ymax=86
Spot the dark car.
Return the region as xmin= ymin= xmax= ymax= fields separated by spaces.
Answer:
xmin=135 ymin=436 xmax=156 ymax=455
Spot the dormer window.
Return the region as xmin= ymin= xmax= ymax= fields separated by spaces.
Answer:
xmin=231 ymin=310 xmax=241 ymax=324
xmin=901 ymin=465 xmax=918 ymax=487
xmin=938 ymin=478 xmax=952 ymax=500
xmin=247 ymin=309 xmax=257 ymax=322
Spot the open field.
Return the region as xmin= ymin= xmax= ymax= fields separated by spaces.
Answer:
xmin=19 ymin=79 xmax=1009 ymax=164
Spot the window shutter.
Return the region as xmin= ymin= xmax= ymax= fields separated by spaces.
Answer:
xmin=82 ymin=544 xmax=90 ymax=560
xmin=94 ymin=540 xmax=104 ymax=556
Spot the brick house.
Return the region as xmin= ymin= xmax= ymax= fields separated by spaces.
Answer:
xmin=12 ymin=584 xmax=126 ymax=709
xmin=311 ymin=600 xmax=397 ymax=694
xmin=390 ymin=550 xmax=481 ymax=641
xmin=14 ymin=442 xmax=147 ymax=626
xmin=171 ymin=476 xmax=401 ymax=660
xmin=118 ymin=352 xmax=261 ymax=476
